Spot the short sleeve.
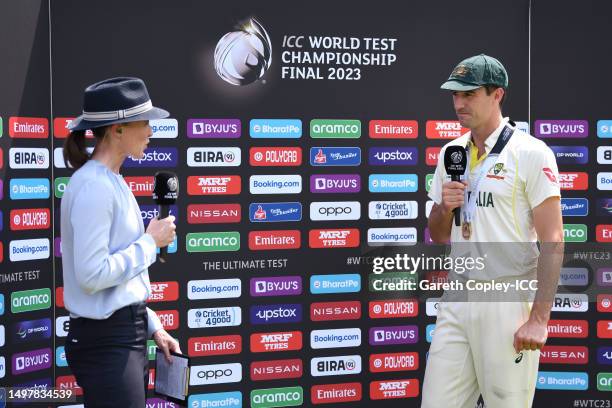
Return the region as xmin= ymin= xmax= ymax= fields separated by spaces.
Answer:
xmin=523 ymin=146 xmax=561 ymax=209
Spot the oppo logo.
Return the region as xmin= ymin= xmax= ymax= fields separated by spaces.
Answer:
xmin=310 ymin=201 xmax=360 ymax=221
xmin=190 ymin=363 xmax=242 ymax=386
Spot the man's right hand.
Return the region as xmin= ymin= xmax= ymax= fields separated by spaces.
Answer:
xmin=146 ymin=215 xmax=176 ymax=248
xmin=440 ymin=180 xmax=467 ymax=215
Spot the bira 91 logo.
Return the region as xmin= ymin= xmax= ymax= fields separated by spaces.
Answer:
xmin=147 ymin=281 xmax=179 ymax=303
xmin=369 ymin=120 xmax=418 ymax=139
xmin=539 ymin=346 xmax=588 ymax=364
xmin=188 ymin=335 xmax=242 ymax=357
xmin=9 ymin=148 xmax=49 ymax=169
xmin=547 ymin=320 xmax=588 ymax=338
xmin=124 ymin=176 xmax=154 ymax=196
xmin=10 ymin=208 xmax=50 ymax=231
xmin=187 ymin=147 xmax=241 ymax=167
xmin=250 ymin=147 xmax=302 ymax=166
xmin=370 ymin=379 xmax=419 ymax=399
xmin=426 ymin=120 xmax=467 ymax=139
xmin=155 ymin=310 xmax=179 ymax=330
xmin=369 ymin=352 xmax=419 ymax=372
xmin=187 ymin=203 xmax=241 ymax=224
xmin=311 ymin=355 xmax=361 ymax=377
xmin=598 ymin=294 xmax=612 ymax=313
xmin=425 ymin=147 xmax=442 ymax=166
xmin=250 ymin=331 xmax=302 ymax=353
xmin=122 ymin=147 xmax=177 ymax=167
xmin=311 ymin=382 xmax=362 ymax=404
xmin=250 ymin=359 xmax=303 ymax=381
xmin=558 ymin=172 xmax=588 ymax=190
xmin=9 ymin=117 xmax=48 ymax=138
xmin=309 ymin=229 xmax=359 ymax=248
xmin=310 ymin=301 xmax=361 ymax=322
xmin=369 ymin=299 xmax=418 ymax=319
xmin=187 ymin=175 xmax=241 ymax=195
xmin=248 ymin=230 xmax=301 ymax=250
xmin=552 ymin=294 xmax=588 ymax=312
xmin=11 ymin=348 xmax=52 ymax=375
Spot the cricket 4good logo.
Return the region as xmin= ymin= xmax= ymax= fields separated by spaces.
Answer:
xmin=369 ymin=352 xmax=419 ymax=372
xmin=187 ymin=147 xmax=241 ymax=167
xmin=368 ymin=202 xmax=418 ymax=220
xmin=148 ymin=281 xmax=179 ymax=302
xmin=370 ymin=379 xmax=419 ymax=399
xmin=188 ymin=335 xmax=242 ymax=357
xmin=251 ymin=276 xmax=302 ymax=297
xmin=250 ymin=331 xmax=302 ymax=353
xmin=309 ymin=228 xmax=359 ymax=248
xmin=311 ymin=355 xmax=361 ymax=377
xmin=10 ymin=208 xmax=50 ymax=231
xmin=188 ymin=307 xmax=241 ymax=328
xmin=250 ymin=147 xmax=302 ymax=166
xmin=369 ymin=120 xmax=417 ymax=139
xmin=9 ymin=148 xmax=49 ymax=169
xmin=189 ymin=363 xmax=242 ymax=386
xmin=187 ymin=203 xmax=241 ymax=224
xmin=248 ymin=230 xmax=301 ymax=250
xmin=250 ymin=359 xmax=303 ymax=381
xmin=9 ymin=117 xmax=48 ymax=138
xmin=426 ymin=120 xmax=466 ymax=139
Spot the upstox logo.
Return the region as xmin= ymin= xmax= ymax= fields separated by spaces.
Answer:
xmin=251 ymin=386 xmax=303 ymax=408
xmin=563 ymin=224 xmax=587 ymax=242
xmin=186 ymin=232 xmax=240 ymax=252
xmin=9 ymin=179 xmax=50 ymax=200
xmin=11 ymin=288 xmax=51 ymax=313
xmin=122 ymin=147 xmax=177 ymax=167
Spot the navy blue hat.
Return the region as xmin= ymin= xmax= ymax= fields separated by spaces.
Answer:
xmin=68 ymin=77 xmax=169 ymax=131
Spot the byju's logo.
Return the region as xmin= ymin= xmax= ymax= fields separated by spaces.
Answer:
xmin=122 ymin=147 xmax=177 ymax=167
xmin=250 ymin=276 xmax=302 ymax=297
xmin=214 ymin=18 xmax=272 ymax=86
xmin=535 ymin=120 xmax=588 ymax=138
xmin=368 ymin=147 xmax=418 ymax=166
xmin=310 ymin=174 xmax=360 ymax=193
xmin=369 ymin=326 xmax=418 ymax=345
xmin=11 ymin=348 xmax=52 ymax=375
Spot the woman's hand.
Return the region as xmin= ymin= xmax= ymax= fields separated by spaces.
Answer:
xmin=153 ymin=328 xmax=182 ymax=363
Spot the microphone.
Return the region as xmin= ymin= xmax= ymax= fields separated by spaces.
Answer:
xmin=443 ymin=146 xmax=467 ymax=226
xmin=152 ymin=171 xmax=179 ymax=263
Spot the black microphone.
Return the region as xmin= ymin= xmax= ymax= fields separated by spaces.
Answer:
xmin=152 ymin=171 xmax=179 ymax=263
xmin=443 ymin=146 xmax=467 ymax=226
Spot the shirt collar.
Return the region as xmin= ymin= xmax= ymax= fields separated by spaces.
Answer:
xmin=467 ymin=117 xmax=510 ymax=153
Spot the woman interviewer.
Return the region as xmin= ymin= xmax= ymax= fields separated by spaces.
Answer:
xmin=61 ymin=77 xmax=181 ymax=407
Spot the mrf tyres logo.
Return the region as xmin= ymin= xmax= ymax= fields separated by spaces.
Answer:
xmin=215 ymin=18 xmax=272 ymax=86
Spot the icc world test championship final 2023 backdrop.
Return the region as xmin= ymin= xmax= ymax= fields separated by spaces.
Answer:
xmin=1 ymin=0 xmax=612 ymax=407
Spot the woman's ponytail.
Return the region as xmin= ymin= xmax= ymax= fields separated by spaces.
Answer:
xmin=63 ymin=129 xmax=89 ymax=170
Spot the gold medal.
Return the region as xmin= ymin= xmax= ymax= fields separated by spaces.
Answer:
xmin=462 ymin=221 xmax=472 ymax=239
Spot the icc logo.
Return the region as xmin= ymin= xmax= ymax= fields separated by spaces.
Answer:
xmin=214 ymin=18 xmax=272 ymax=86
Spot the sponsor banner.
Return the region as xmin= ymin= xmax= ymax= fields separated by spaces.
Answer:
xmin=250 ymin=359 xmax=303 ymax=381
xmin=12 ymin=318 xmax=52 ymax=343
xmin=425 ymin=201 xmax=434 ymax=217
xmin=9 ymin=147 xmax=49 ymax=169
xmin=56 ymin=346 xmax=67 ymax=367
xmin=311 ymin=355 xmax=361 ymax=377
xmin=251 ymin=147 xmax=302 ymax=166
xmin=56 ymin=375 xmax=83 ymax=396
xmin=188 ymin=279 xmax=241 ymax=300
xmin=310 ymin=119 xmax=361 ymax=138
xmin=309 ymin=228 xmax=359 ymax=248
xmin=559 ymin=172 xmax=588 ymax=190
xmin=425 ymin=147 xmax=441 ymax=166
xmin=598 ymin=321 xmax=612 ymax=338
xmin=53 ymin=117 xmax=79 ymax=138
xmin=426 ymin=120 xmax=467 ymax=139
xmin=310 ymin=174 xmax=360 ymax=193
xmin=250 ymin=331 xmax=303 ymax=353
xmin=369 ymin=174 xmax=418 ymax=193
xmin=598 ymin=373 xmax=612 ymax=392
xmin=0 ymin=294 xmax=4 ymax=315
xmin=560 ymin=198 xmax=588 ymax=217
xmin=369 ymin=120 xmax=417 ymax=139
xmin=310 ymin=301 xmax=361 ymax=322
xmin=311 ymin=382 xmax=362 ymax=404
xmin=250 ymin=386 xmax=303 ymax=408
xmin=369 ymin=273 xmax=417 ymax=292
xmin=536 ymin=371 xmax=588 ymax=390
xmin=310 ymin=274 xmax=361 ymax=294
xmin=188 ymin=392 xmax=242 ymax=408
xmin=122 ymin=147 xmax=177 ymax=167
xmin=187 ymin=203 xmax=241 ymax=224
xmin=550 ymin=146 xmax=589 ymax=164
xmin=597 ymin=225 xmax=612 ymax=242
xmin=598 ymin=120 xmax=612 ymax=138
xmin=9 ymin=208 xmax=50 ymax=231
xmin=250 ymin=119 xmax=302 ymax=138
xmin=9 ymin=178 xmax=50 ymax=200
xmin=187 ymin=307 xmax=241 ymax=329
xmin=187 ymin=175 xmax=241 ymax=195
xmin=187 ymin=118 xmax=241 ymax=138
xmin=369 ymin=299 xmax=418 ymax=319
xmin=516 ymin=121 xmax=530 ymax=133
xmin=188 ymin=335 xmax=242 ymax=357
xmin=552 ymin=294 xmax=588 ymax=312
xmin=535 ymin=120 xmax=588 ymax=138
xmin=369 ymin=325 xmax=418 ymax=345
xmin=426 ymin=324 xmax=435 ymax=342
xmin=309 ymin=201 xmax=360 ymax=221
xmin=370 ymin=379 xmax=419 ymax=399
xmin=9 ymin=117 xmax=48 ymax=138
xmin=309 ymin=147 xmax=360 ymax=167
xmin=187 ymin=147 xmax=241 ymax=167
xmin=598 ymin=294 xmax=612 ymax=313
xmin=597 ymin=347 xmax=612 ymax=365
xmin=250 ymin=276 xmax=302 ymax=297
xmin=598 ymin=172 xmax=612 ymax=190
xmin=186 ymin=232 xmax=240 ymax=252
xmin=190 ymin=363 xmax=242 ymax=386
xmin=139 ymin=205 xmax=178 ymax=227
xmin=11 ymin=288 xmax=51 ymax=313
xmin=248 ymin=230 xmax=301 ymax=250
xmin=156 ymin=310 xmax=179 ymax=330
xmin=249 ymin=202 xmax=302 ymax=222
xmin=563 ymin=224 xmax=587 ymax=242
xmin=368 ymin=147 xmax=418 ymax=166
xmin=250 ymin=175 xmax=302 ymax=194
xmin=367 ymin=227 xmax=417 ymax=246
xmin=54 ymin=238 xmax=62 ymax=258
xmin=0 ymin=147 xmax=2 ymax=168
xmin=597 ymin=146 xmax=612 ymax=164
xmin=369 ymin=352 xmax=419 ymax=372
xmin=598 ymin=268 xmax=612 ymax=287
xmin=540 ymin=346 xmax=588 ymax=364
xmin=54 ymin=146 xmax=93 ymax=168
xmin=559 ymin=267 xmax=588 ymax=286
xmin=150 ymin=118 xmax=178 ymax=138
xmin=11 ymin=348 xmax=52 ymax=375
xmin=124 ymin=176 xmax=154 ymax=196
xmin=148 ymin=281 xmax=179 ymax=303
xmin=250 ymin=304 xmax=302 ymax=325
xmin=548 ymin=320 xmax=588 ymax=338
xmin=310 ymin=328 xmax=361 ymax=349
xmin=56 ymin=316 xmax=70 ymax=337
xmin=426 ymin=173 xmax=434 ymax=192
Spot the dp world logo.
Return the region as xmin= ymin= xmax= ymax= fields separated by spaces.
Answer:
xmin=214 ymin=18 xmax=272 ymax=86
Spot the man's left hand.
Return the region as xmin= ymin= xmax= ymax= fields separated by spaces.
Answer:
xmin=153 ymin=329 xmax=182 ymax=363
xmin=513 ymin=318 xmax=548 ymax=353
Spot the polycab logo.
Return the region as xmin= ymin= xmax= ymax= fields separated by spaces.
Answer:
xmin=309 ymin=229 xmax=359 ymax=248
xmin=250 ymin=276 xmax=302 ymax=297
xmin=426 ymin=120 xmax=467 ymax=139
xmin=250 ymin=331 xmax=302 ymax=353
xmin=547 ymin=320 xmax=588 ymax=338
xmin=250 ymin=147 xmax=302 ymax=166
xmin=187 ymin=175 xmax=241 ymax=195
xmin=147 ymin=281 xmax=179 ymax=303
xmin=122 ymin=147 xmax=178 ymax=167
xmin=369 ymin=299 xmax=418 ymax=319
xmin=369 ymin=120 xmax=418 ymax=139
xmin=187 ymin=203 xmax=241 ymax=224
xmin=188 ymin=335 xmax=242 ymax=357
xmin=187 ymin=147 xmax=241 ymax=167
xmin=598 ymin=321 xmax=612 ymax=338
xmin=124 ymin=176 xmax=154 ymax=196
xmin=10 ymin=208 xmax=50 ymax=231
xmin=597 ymin=225 xmax=612 ymax=242
xmin=187 ymin=119 xmax=241 ymax=138
xmin=598 ymin=294 xmax=612 ymax=312
xmin=11 ymin=347 xmax=52 ymax=375
xmin=9 ymin=148 xmax=49 ymax=169
xmin=250 ymin=359 xmax=303 ymax=381
xmin=535 ymin=120 xmax=588 ymax=138
xmin=425 ymin=147 xmax=441 ymax=166
xmin=310 ymin=355 xmax=362 ymax=377
xmin=9 ymin=117 xmax=48 ymax=138
xmin=187 ymin=307 xmax=241 ymax=329
xmin=250 ymin=304 xmax=302 ymax=325
xmin=370 ymin=379 xmax=419 ymax=399
xmin=189 ymin=363 xmax=242 ymax=386
xmin=56 ymin=375 xmax=83 ymax=396
xmin=310 ymin=301 xmax=361 ymax=322
xmin=248 ymin=230 xmax=301 ymax=250
xmin=369 ymin=326 xmax=418 ymax=345
xmin=539 ymin=346 xmax=588 ymax=364
xmin=311 ymin=382 xmax=362 ymax=404
xmin=369 ymin=352 xmax=419 ymax=372
xmin=155 ymin=310 xmax=179 ymax=330
xmin=559 ymin=172 xmax=588 ymax=190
